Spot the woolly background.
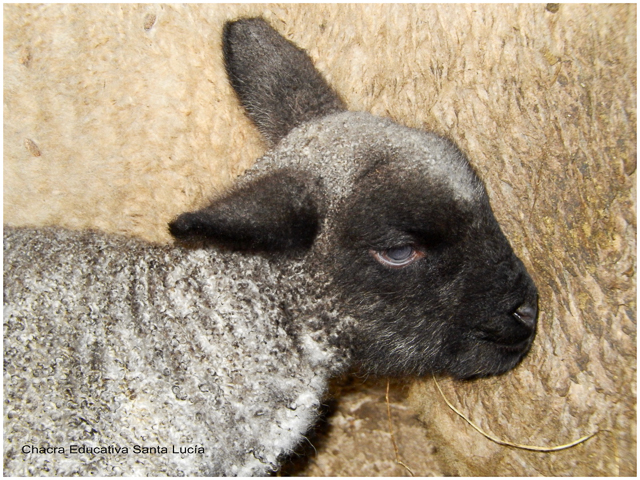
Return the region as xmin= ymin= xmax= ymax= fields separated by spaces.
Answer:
xmin=4 ymin=4 xmax=636 ymax=476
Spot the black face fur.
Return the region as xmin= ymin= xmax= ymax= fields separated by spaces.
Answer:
xmin=170 ymin=17 xmax=538 ymax=380
xmin=331 ymin=150 xmax=538 ymax=378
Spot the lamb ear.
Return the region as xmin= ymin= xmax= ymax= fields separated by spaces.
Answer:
xmin=223 ymin=17 xmax=346 ymax=146
xmin=169 ymin=170 xmax=321 ymax=252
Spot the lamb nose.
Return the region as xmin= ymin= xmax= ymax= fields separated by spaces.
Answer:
xmin=513 ymin=304 xmax=537 ymax=330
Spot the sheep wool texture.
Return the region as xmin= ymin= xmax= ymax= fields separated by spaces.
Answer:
xmin=4 ymin=227 xmax=348 ymax=476
xmin=4 ymin=4 xmax=636 ymax=477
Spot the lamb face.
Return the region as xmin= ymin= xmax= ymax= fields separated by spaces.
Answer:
xmin=323 ymin=122 xmax=538 ymax=379
xmin=263 ymin=112 xmax=539 ymax=379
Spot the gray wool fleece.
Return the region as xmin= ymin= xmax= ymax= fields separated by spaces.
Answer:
xmin=3 ymin=223 xmax=347 ymax=476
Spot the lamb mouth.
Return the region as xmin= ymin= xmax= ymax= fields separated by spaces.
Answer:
xmin=490 ymin=337 xmax=533 ymax=355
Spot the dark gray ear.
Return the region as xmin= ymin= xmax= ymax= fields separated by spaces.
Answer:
xmin=223 ymin=17 xmax=346 ymax=146
xmin=169 ymin=170 xmax=321 ymax=252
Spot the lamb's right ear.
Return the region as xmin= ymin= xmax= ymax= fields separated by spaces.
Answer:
xmin=223 ymin=17 xmax=346 ymax=147
xmin=168 ymin=170 xmax=321 ymax=252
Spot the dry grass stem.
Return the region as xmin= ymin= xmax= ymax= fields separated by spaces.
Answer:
xmin=386 ymin=379 xmax=415 ymax=476
xmin=433 ymin=375 xmax=598 ymax=453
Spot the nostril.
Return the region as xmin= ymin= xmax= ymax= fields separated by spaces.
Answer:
xmin=513 ymin=304 xmax=537 ymax=330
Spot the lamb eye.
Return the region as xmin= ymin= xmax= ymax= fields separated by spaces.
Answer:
xmin=370 ymin=245 xmax=425 ymax=268
xmin=386 ymin=245 xmax=413 ymax=261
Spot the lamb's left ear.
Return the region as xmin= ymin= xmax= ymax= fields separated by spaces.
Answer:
xmin=169 ymin=170 xmax=321 ymax=252
xmin=223 ymin=17 xmax=346 ymax=147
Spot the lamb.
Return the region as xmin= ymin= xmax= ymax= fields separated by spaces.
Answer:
xmin=3 ymin=17 xmax=539 ymax=476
